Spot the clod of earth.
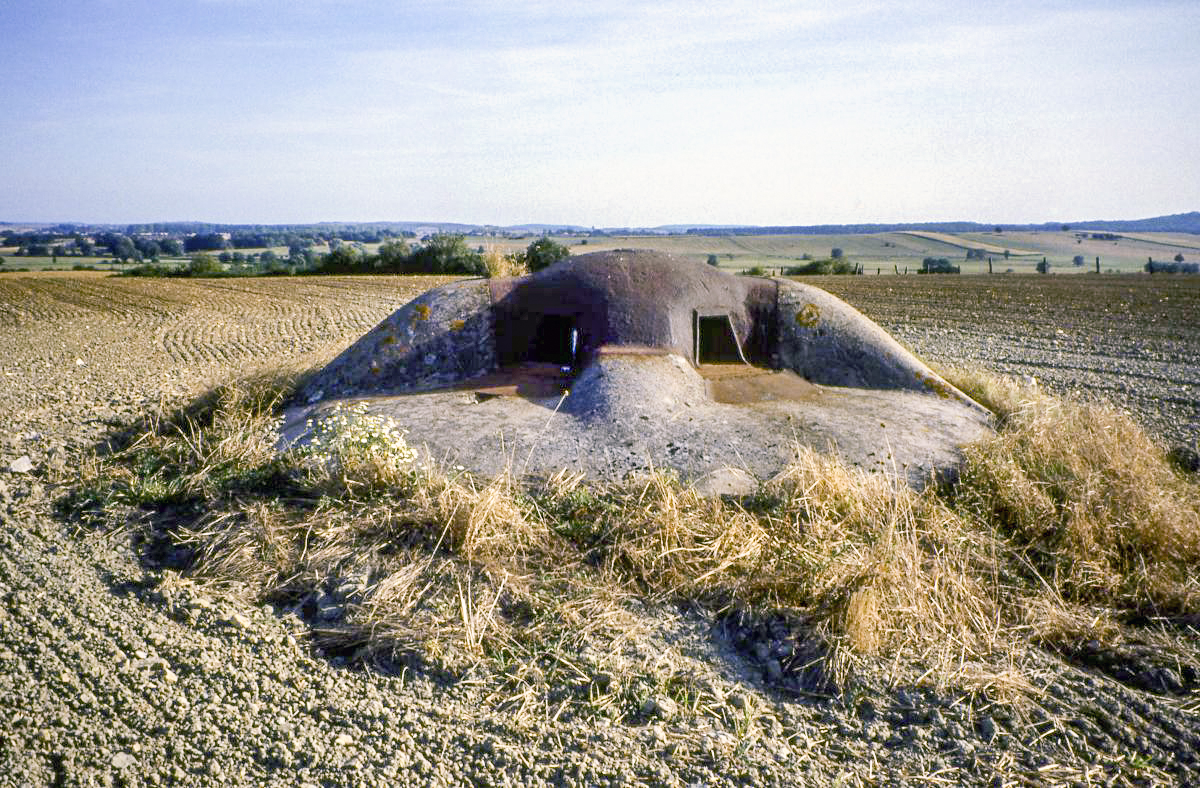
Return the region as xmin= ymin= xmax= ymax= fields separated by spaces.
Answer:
xmin=283 ymin=250 xmax=992 ymax=488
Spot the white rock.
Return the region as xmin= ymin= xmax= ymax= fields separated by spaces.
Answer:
xmin=8 ymin=456 xmax=33 ymax=474
xmin=111 ymin=752 xmax=137 ymax=769
xmin=692 ymin=467 xmax=757 ymax=497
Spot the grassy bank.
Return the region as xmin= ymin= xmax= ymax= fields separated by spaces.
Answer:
xmin=64 ymin=366 xmax=1200 ymax=711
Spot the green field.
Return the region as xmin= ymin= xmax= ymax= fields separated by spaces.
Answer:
xmin=3 ymin=230 xmax=1196 ymax=275
xmin=529 ymin=230 xmax=1195 ymax=275
xmin=470 ymin=230 xmax=1197 ymax=275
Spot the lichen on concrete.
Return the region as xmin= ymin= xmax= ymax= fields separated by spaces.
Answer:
xmin=299 ymin=279 xmax=495 ymax=403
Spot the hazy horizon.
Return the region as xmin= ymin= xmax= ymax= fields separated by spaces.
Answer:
xmin=2 ymin=211 xmax=1199 ymax=232
xmin=4 ymin=1 xmax=1198 ymax=227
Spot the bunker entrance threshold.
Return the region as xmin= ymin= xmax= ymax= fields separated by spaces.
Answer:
xmin=450 ymin=363 xmax=572 ymax=400
xmin=689 ymin=309 xmax=819 ymax=404
xmin=458 ymin=314 xmax=583 ymax=400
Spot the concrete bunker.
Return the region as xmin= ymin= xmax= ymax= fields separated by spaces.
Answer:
xmin=485 ymin=252 xmax=776 ymax=377
xmin=299 ymin=250 xmax=980 ymax=406
xmin=288 ymin=250 xmax=991 ymax=490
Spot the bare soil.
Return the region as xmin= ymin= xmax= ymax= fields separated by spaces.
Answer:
xmin=2 ymin=271 xmax=1199 ymax=787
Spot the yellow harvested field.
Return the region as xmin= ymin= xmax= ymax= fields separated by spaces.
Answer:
xmin=1117 ymin=232 xmax=1200 ymax=250
xmin=898 ymin=231 xmax=1039 ymax=256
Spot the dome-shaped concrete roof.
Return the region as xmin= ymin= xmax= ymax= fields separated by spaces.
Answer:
xmin=287 ymin=250 xmax=990 ymax=490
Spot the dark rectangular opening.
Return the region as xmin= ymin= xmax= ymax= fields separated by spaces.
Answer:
xmin=528 ymin=314 xmax=580 ymax=368
xmin=696 ymin=314 xmax=746 ymax=365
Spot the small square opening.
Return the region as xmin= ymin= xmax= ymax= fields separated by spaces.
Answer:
xmin=695 ymin=313 xmax=746 ymax=365
xmin=528 ymin=314 xmax=580 ymax=368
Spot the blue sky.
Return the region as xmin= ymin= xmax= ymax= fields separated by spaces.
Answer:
xmin=3 ymin=0 xmax=1198 ymax=226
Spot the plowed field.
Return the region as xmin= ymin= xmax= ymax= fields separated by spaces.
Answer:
xmin=1 ymin=270 xmax=1198 ymax=787
xmin=0 ymin=273 xmax=457 ymax=436
xmin=814 ymin=273 xmax=1200 ymax=449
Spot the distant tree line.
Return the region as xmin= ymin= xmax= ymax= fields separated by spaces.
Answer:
xmin=1 ymin=230 xmax=184 ymax=261
xmin=312 ymin=234 xmax=570 ymax=276
xmin=782 ymin=247 xmax=856 ymax=275
xmin=122 ymin=236 xmax=572 ymax=279
xmin=117 ymin=222 xmax=418 ymax=245
xmin=96 ymin=232 xmax=183 ymax=262
xmin=784 ymin=258 xmax=857 ymax=275
xmin=1146 ymin=255 xmax=1198 ymax=274
xmin=312 ymin=234 xmax=486 ymax=276
xmin=3 ymin=224 xmax=418 ymax=259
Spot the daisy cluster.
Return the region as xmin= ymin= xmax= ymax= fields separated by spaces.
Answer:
xmin=299 ymin=402 xmax=418 ymax=475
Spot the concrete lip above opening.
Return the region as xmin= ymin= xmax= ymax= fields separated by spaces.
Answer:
xmin=282 ymin=250 xmax=992 ymax=491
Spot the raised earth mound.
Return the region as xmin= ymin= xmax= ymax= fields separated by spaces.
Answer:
xmin=283 ymin=250 xmax=991 ymax=490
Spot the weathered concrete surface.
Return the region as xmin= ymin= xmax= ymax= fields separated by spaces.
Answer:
xmin=298 ymin=279 xmax=494 ymax=402
xmin=489 ymin=250 xmax=777 ymax=366
xmin=283 ymin=353 xmax=991 ymax=489
xmin=775 ymin=280 xmax=980 ymax=409
xmin=287 ymin=251 xmax=993 ymax=489
xmin=559 ymin=351 xmax=708 ymax=418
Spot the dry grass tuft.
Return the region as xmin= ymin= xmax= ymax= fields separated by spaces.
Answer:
xmin=943 ymin=367 xmax=1200 ymax=614
xmin=482 ymin=245 xmax=528 ymax=279
xmin=593 ymin=470 xmax=769 ymax=601
xmin=530 ymin=453 xmax=1016 ymax=690
xmin=936 ymin=364 xmax=1037 ymax=425
xmin=760 ymin=450 xmax=1008 ymax=688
